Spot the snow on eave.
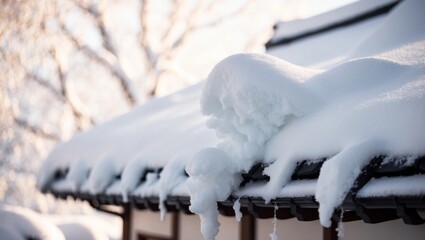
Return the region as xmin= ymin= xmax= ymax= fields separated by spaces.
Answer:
xmin=36 ymin=82 xmax=217 ymax=198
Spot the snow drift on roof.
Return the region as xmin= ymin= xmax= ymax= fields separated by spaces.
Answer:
xmin=37 ymin=82 xmax=218 ymax=195
xmin=189 ymin=1 xmax=425 ymax=236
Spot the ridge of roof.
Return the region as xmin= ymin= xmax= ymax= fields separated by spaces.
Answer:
xmin=266 ymin=0 xmax=401 ymax=48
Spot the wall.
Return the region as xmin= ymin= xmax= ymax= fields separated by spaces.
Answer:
xmin=130 ymin=209 xmax=239 ymax=240
xmin=180 ymin=214 xmax=239 ymax=240
xmin=131 ymin=208 xmax=425 ymax=240
xmin=131 ymin=209 xmax=173 ymax=240
xmin=258 ymin=218 xmax=425 ymax=240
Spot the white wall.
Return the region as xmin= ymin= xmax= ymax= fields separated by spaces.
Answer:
xmin=131 ymin=209 xmax=425 ymax=240
xmin=180 ymin=214 xmax=239 ymax=240
xmin=130 ymin=209 xmax=239 ymax=240
xmin=258 ymin=218 xmax=425 ymax=240
xmin=131 ymin=209 xmax=173 ymax=240
xmin=257 ymin=218 xmax=322 ymax=240
xmin=342 ymin=219 xmax=425 ymax=240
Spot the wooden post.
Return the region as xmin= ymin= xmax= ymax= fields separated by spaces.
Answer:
xmin=240 ymin=213 xmax=256 ymax=240
xmin=322 ymin=218 xmax=338 ymax=240
xmin=122 ymin=204 xmax=132 ymax=240
xmin=172 ymin=212 xmax=180 ymax=240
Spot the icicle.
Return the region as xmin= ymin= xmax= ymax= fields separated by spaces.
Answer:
xmin=121 ymin=190 xmax=128 ymax=203
xmin=269 ymin=203 xmax=279 ymax=240
xmin=336 ymin=210 xmax=345 ymax=239
xmin=159 ymin=200 xmax=166 ymax=221
xmin=233 ymin=198 xmax=242 ymax=222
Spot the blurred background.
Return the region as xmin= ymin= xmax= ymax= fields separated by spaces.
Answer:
xmin=0 ymin=0 xmax=355 ymax=214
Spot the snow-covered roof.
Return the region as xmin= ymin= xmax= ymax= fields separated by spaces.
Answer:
xmin=266 ymin=0 xmax=401 ymax=68
xmin=38 ymin=0 xmax=425 ymax=239
xmin=37 ymin=82 xmax=217 ymax=197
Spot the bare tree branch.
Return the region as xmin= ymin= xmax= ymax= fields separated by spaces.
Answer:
xmin=25 ymin=72 xmax=65 ymax=102
xmin=161 ymin=0 xmax=184 ymax=44
xmin=12 ymin=114 xmax=60 ymax=141
xmin=196 ymin=2 xmax=252 ymax=29
xmin=139 ymin=0 xmax=156 ymax=72
xmin=141 ymin=0 xmax=252 ymax=96
xmin=72 ymin=1 xmax=117 ymax=56
xmin=49 ymin=49 xmax=96 ymax=130
xmin=59 ymin=22 xmax=137 ymax=106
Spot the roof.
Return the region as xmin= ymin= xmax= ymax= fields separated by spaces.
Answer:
xmin=38 ymin=0 xmax=425 ymax=238
xmin=266 ymin=0 xmax=400 ymax=48
xmin=266 ymin=0 xmax=401 ymax=68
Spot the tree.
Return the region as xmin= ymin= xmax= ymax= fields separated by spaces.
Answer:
xmin=0 ymin=0 xmax=285 ymax=212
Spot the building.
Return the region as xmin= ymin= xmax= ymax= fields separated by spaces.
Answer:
xmin=37 ymin=0 xmax=425 ymax=239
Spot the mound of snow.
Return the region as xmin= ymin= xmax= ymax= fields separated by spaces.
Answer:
xmin=265 ymin=41 xmax=425 ymax=226
xmin=201 ymin=53 xmax=322 ymax=171
xmin=0 ymin=205 xmax=65 ymax=240
xmin=191 ymin=3 xmax=425 ymax=233
xmin=56 ymin=221 xmax=110 ymax=240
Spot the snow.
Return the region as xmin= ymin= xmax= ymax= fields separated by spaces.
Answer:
xmin=279 ymin=180 xmax=317 ymax=197
xmin=269 ymin=0 xmax=398 ymax=44
xmin=264 ymin=45 xmax=425 ymax=225
xmin=57 ymin=222 xmax=109 ymax=240
xmin=336 ymin=211 xmax=345 ymax=239
xmin=349 ymin=0 xmax=425 ymax=59
xmin=105 ymin=180 xmax=123 ymax=196
xmin=316 ymin=140 xmax=386 ymax=227
xmin=233 ymin=198 xmax=242 ymax=222
xmin=191 ymin=0 xmax=425 ymax=235
xmin=200 ymin=53 xmax=321 ymax=170
xmin=186 ymin=147 xmax=240 ymax=240
xmin=50 ymin=178 xmax=74 ymax=193
xmin=132 ymin=172 xmax=161 ymax=197
xmin=37 ymin=0 xmax=425 ymax=239
xmin=269 ymin=204 xmax=279 ymax=240
xmin=235 ymin=180 xmax=316 ymax=198
xmin=158 ymin=153 xmax=188 ymax=220
xmin=48 ymin=212 xmax=122 ymax=240
xmin=37 ymin=82 xmax=218 ymax=196
xmin=357 ymin=175 xmax=425 ymax=198
xmin=0 ymin=205 xmax=65 ymax=240
xmin=0 ymin=205 xmax=121 ymax=240
xmin=268 ymin=0 xmax=398 ymax=68
xmin=268 ymin=15 xmax=386 ymax=68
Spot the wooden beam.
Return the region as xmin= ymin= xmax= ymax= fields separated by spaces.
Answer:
xmin=123 ymin=204 xmax=132 ymax=240
xmin=172 ymin=212 xmax=180 ymax=240
xmin=240 ymin=213 xmax=256 ymax=240
xmin=322 ymin=218 xmax=338 ymax=240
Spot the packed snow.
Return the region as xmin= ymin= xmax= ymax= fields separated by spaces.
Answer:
xmin=200 ymin=53 xmax=322 ymax=170
xmin=186 ymin=147 xmax=241 ymax=240
xmin=188 ymin=0 xmax=425 ymax=237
